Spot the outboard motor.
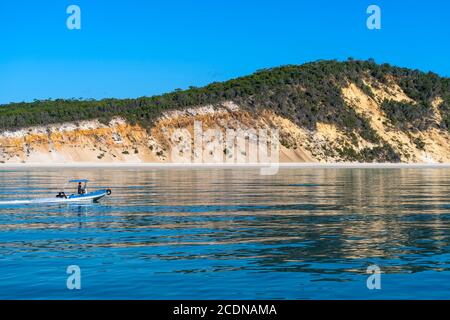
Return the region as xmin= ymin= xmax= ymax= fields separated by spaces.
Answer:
xmin=56 ymin=192 xmax=67 ymax=199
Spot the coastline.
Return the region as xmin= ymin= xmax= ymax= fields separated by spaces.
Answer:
xmin=1 ymin=162 xmax=450 ymax=170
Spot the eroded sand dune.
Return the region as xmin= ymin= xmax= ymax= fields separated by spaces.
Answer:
xmin=1 ymin=78 xmax=450 ymax=165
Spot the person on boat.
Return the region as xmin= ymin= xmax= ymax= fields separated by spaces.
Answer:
xmin=78 ymin=182 xmax=85 ymax=195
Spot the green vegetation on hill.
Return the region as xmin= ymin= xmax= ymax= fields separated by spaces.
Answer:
xmin=380 ymin=100 xmax=434 ymax=130
xmin=1 ymin=59 xmax=449 ymax=143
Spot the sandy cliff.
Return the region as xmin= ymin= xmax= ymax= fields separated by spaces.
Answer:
xmin=1 ymin=77 xmax=450 ymax=164
xmin=2 ymin=60 xmax=450 ymax=165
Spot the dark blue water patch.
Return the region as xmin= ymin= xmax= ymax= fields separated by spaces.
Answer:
xmin=396 ymin=213 xmax=450 ymax=222
xmin=398 ymin=203 xmax=450 ymax=211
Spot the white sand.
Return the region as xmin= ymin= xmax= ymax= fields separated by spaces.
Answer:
xmin=1 ymin=162 xmax=450 ymax=170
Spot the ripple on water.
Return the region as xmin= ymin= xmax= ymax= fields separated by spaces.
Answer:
xmin=1 ymin=168 xmax=450 ymax=299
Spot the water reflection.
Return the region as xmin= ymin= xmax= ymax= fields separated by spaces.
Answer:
xmin=0 ymin=168 xmax=450 ymax=298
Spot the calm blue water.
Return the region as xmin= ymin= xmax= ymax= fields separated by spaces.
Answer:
xmin=1 ymin=168 xmax=450 ymax=299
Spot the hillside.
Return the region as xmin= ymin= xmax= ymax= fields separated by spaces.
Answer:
xmin=1 ymin=59 xmax=450 ymax=164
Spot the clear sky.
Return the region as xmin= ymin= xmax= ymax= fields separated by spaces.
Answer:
xmin=0 ymin=0 xmax=449 ymax=104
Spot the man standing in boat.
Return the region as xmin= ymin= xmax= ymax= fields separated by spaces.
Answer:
xmin=78 ymin=182 xmax=85 ymax=195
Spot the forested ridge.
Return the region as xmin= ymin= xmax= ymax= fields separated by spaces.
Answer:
xmin=1 ymin=59 xmax=449 ymax=137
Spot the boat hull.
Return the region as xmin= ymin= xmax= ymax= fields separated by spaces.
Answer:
xmin=0 ymin=189 xmax=110 ymax=205
xmin=67 ymin=189 xmax=109 ymax=202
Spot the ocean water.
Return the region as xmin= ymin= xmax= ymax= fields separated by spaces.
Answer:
xmin=0 ymin=167 xmax=450 ymax=299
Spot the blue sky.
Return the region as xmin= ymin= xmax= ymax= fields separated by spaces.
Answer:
xmin=0 ymin=0 xmax=449 ymax=104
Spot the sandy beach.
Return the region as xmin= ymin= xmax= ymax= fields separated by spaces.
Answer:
xmin=1 ymin=162 xmax=450 ymax=170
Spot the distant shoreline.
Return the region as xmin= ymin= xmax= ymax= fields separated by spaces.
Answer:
xmin=1 ymin=162 xmax=450 ymax=170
